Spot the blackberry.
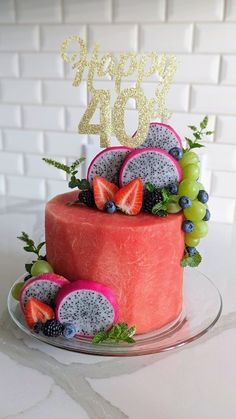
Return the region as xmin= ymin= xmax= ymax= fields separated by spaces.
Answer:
xmin=78 ymin=189 xmax=95 ymax=208
xmin=142 ymin=190 xmax=163 ymax=213
xmin=42 ymin=320 xmax=64 ymax=337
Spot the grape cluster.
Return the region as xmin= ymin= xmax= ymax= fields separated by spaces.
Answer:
xmin=165 ymin=150 xmax=210 ymax=257
xmin=177 ymin=151 xmax=210 ymax=256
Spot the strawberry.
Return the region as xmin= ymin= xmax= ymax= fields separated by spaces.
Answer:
xmin=114 ymin=178 xmax=143 ymax=215
xmin=25 ymin=297 xmax=55 ymax=328
xmin=93 ymin=176 xmax=119 ymax=210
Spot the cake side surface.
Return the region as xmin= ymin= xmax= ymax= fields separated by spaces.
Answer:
xmin=45 ymin=191 xmax=184 ymax=334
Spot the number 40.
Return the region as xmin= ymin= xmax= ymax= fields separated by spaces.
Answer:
xmin=79 ymin=87 xmax=153 ymax=148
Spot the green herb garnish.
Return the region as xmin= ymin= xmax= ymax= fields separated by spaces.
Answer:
xmin=92 ymin=323 xmax=136 ymax=345
xmin=181 ymin=250 xmax=202 ymax=268
xmin=17 ymin=232 xmax=46 ymax=273
xmin=151 ymin=187 xmax=172 ymax=217
xmin=184 ymin=116 xmax=214 ymax=152
xmin=42 ymin=157 xmax=89 ymax=190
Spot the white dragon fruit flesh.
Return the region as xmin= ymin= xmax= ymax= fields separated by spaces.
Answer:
xmin=119 ymin=148 xmax=182 ymax=189
xmin=137 ymin=122 xmax=182 ymax=152
xmin=87 ymin=146 xmax=131 ymax=186
xmin=20 ymin=273 xmax=69 ymax=313
xmin=55 ymin=280 xmax=119 ymax=338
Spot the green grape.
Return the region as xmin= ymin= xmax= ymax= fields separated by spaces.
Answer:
xmin=167 ymin=195 xmax=182 ymax=214
xmin=31 ymin=260 xmax=54 ymax=276
xmin=185 ymin=221 xmax=208 ymax=239
xmin=185 ymin=235 xmax=200 ymax=247
xmin=11 ymin=282 xmax=24 ymax=301
xmin=183 ymin=200 xmax=206 ymax=221
xmin=178 ymin=179 xmax=200 ymax=200
xmin=179 ymin=151 xmax=199 ymax=168
xmin=182 ymin=164 xmax=200 ymax=181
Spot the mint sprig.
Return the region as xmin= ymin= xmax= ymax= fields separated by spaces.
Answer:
xmin=17 ymin=232 xmax=46 ymax=273
xmin=184 ymin=116 xmax=214 ymax=152
xmin=181 ymin=250 xmax=202 ymax=268
xmin=42 ymin=157 xmax=90 ymax=190
xmin=92 ymin=323 xmax=136 ymax=345
xmin=151 ymin=187 xmax=172 ymax=217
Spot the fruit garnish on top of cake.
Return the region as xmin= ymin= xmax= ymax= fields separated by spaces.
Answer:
xmin=43 ymin=116 xmax=212 ymax=268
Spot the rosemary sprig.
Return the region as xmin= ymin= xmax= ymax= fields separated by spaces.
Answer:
xmin=42 ymin=157 xmax=90 ymax=190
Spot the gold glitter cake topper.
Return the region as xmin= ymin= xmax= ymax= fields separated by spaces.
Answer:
xmin=61 ymin=35 xmax=177 ymax=148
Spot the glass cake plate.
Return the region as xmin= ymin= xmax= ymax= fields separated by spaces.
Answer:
xmin=7 ymin=270 xmax=222 ymax=357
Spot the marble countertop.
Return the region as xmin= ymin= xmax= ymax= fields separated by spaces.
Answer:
xmin=0 ymin=196 xmax=235 ymax=419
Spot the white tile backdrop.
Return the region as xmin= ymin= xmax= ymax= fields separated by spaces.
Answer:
xmin=0 ymin=0 xmax=236 ymax=223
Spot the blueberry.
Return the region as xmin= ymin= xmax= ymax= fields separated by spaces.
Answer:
xmin=179 ymin=196 xmax=192 ymax=209
xmin=182 ymin=220 xmax=194 ymax=233
xmin=169 ymin=147 xmax=183 ymax=161
xmin=63 ymin=323 xmax=77 ymax=339
xmin=197 ymin=190 xmax=209 ymax=204
xmin=186 ymin=246 xmax=197 ymax=257
xmin=203 ymin=208 xmax=211 ymax=221
xmin=33 ymin=322 xmax=43 ymax=334
xmin=168 ymin=183 xmax=178 ymax=195
xmin=104 ymin=201 xmax=117 ymax=214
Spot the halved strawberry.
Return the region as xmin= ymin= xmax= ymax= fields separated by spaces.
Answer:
xmin=114 ymin=178 xmax=143 ymax=215
xmin=93 ymin=176 xmax=119 ymax=210
xmin=25 ymin=297 xmax=55 ymax=328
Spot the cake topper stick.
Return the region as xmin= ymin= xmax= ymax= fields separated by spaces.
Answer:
xmin=61 ymin=36 xmax=177 ymax=148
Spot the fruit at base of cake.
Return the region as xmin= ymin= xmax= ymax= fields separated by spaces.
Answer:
xmin=20 ymin=273 xmax=69 ymax=312
xmin=186 ymin=220 xmax=208 ymax=239
xmin=179 ymin=196 xmax=192 ymax=209
xmin=87 ymin=146 xmax=131 ymax=186
xmin=63 ymin=323 xmax=77 ymax=339
xmin=42 ymin=320 xmax=64 ymax=337
xmin=186 ymin=246 xmax=197 ymax=257
xmin=183 ymin=200 xmax=206 ymax=222
xmin=178 ymin=179 xmax=199 ymax=200
xmin=119 ymin=148 xmax=182 ymax=189
xmin=25 ymin=297 xmax=55 ymax=328
xmin=31 ymin=260 xmax=54 ymax=276
xmin=203 ymin=208 xmax=211 ymax=221
xmin=11 ymin=282 xmax=24 ymax=301
xmin=114 ymin=178 xmax=143 ymax=216
xmin=55 ymin=280 xmax=119 ymax=338
xmin=137 ymin=122 xmax=182 ymax=152
xmin=182 ymin=220 xmax=194 ymax=233
xmin=167 ymin=183 xmax=178 ymax=195
xmin=93 ymin=176 xmax=119 ymax=210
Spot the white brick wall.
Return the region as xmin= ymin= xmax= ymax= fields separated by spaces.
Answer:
xmin=0 ymin=0 xmax=235 ymax=223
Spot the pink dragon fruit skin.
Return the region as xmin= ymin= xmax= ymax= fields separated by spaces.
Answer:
xmin=55 ymin=279 xmax=119 ymax=338
xmin=87 ymin=146 xmax=131 ymax=186
xmin=119 ymin=147 xmax=182 ymax=188
xmin=20 ymin=273 xmax=69 ymax=313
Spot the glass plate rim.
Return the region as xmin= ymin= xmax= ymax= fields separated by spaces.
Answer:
xmin=7 ymin=270 xmax=223 ymax=357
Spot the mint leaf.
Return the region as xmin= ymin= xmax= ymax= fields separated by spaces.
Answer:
xmin=42 ymin=158 xmax=71 ymax=174
xmin=188 ymin=125 xmax=197 ymax=131
xmin=70 ymin=157 xmax=86 ymax=171
xmin=200 ymin=116 xmax=208 ymax=130
xmin=145 ymin=182 xmax=155 ymax=193
xmin=92 ymin=331 xmax=108 ymax=344
xmin=181 ymin=251 xmax=202 ymax=268
xmin=92 ymin=323 xmax=136 ymax=345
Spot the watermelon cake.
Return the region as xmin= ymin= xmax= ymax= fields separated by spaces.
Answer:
xmin=14 ymin=120 xmax=211 ymax=343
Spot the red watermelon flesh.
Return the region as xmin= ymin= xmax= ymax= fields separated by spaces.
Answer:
xmin=45 ymin=191 xmax=184 ymax=334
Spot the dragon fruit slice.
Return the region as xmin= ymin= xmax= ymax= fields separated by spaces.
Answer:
xmin=137 ymin=122 xmax=182 ymax=152
xmin=55 ymin=280 xmax=119 ymax=338
xmin=20 ymin=273 xmax=69 ymax=313
xmin=87 ymin=146 xmax=131 ymax=186
xmin=119 ymin=148 xmax=182 ymax=189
